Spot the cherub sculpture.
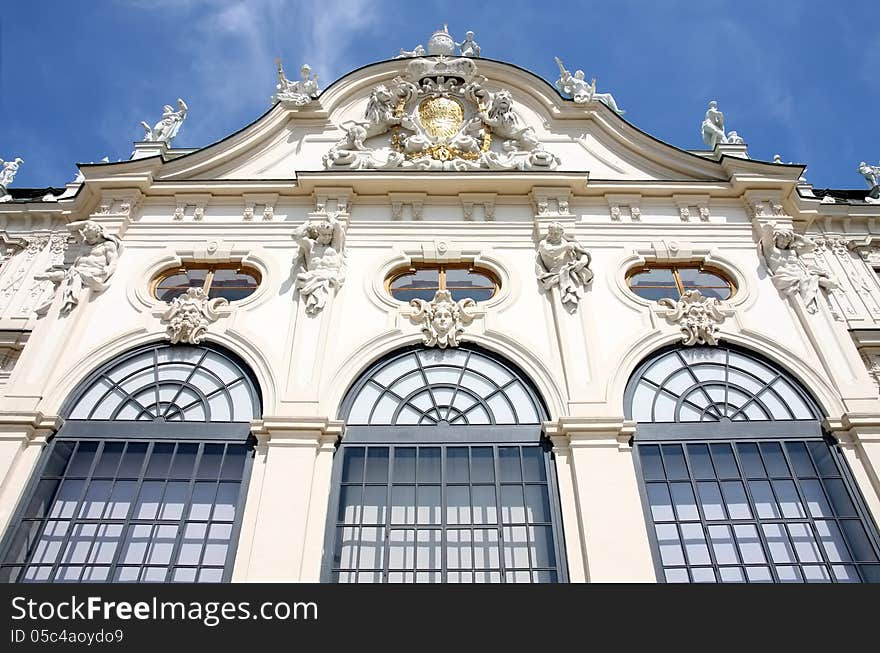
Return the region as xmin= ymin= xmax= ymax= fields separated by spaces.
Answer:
xmin=140 ymin=98 xmax=188 ymax=145
xmin=409 ymin=289 xmax=476 ymax=348
xmin=291 ymin=213 xmax=347 ymax=315
xmin=758 ymin=223 xmax=837 ymax=313
xmin=34 ymin=220 xmax=122 ymax=316
xmin=535 ymin=222 xmax=593 ymax=310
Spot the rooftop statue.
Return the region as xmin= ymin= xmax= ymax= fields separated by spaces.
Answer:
xmin=140 ymin=98 xmax=188 ymax=146
xmin=272 ymin=59 xmax=321 ymax=105
xmin=457 ymin=30 xmax=481 ymax=57
xmin=554 ymin=57 xmax=624 ymax=114
xmin=34 ymin=220 xmax=122 ymax=316
xmin=700 ymin=100 xmax=743 ymax=150
xmin=858 ymin=161 xmax=880 ymax=201
xmin=0 ymin=157 xmax=23 ymax=202
xmin=395 ymin=44 xmax=426 ymax=58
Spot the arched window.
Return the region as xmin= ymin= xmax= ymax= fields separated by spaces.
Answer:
xmin=0 ymin=343 xmax=261 ymax=583
xmin=324 ymin=346 xmax=566 ymax=583
xmin=627 ymin=345 xmax=880 ymax=583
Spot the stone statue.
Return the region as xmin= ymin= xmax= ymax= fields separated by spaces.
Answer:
xmin=535 ymin=222 xmax=593 ymax=310
xmin=701 ymin=100 xmax=727 ymax=149
xmin=553 ymin=57 xmax=624 ymax=114
xmin=858 ymin=161 xmax=880 ymax=200
xmin=140 ymin=98 xmax=188 ymax=145
xmin=395 ymin=44 xmax=426 ymax=58
xmin=726 ymin=131 xmax=744 ymax=145
xmin=272 ymin=59 xmax=320 ymax=105
xmin=758 ymin=223 xmax=837 ymax=314
xmin=291 ymin=213 xmax=347 ymax=315
xmin=457 ymin=31 xmax=481 ymax=57
xmin=34 ymin=220 xmax=122 ymax=316
xmin=0 ymin=157 xmax=23 ymax=202
xmin=409 ymin=289 xmax=476 ymax=348
xmin=161 ymin=287 xmax=228 ymax=344
xmin=658 ymin=289 xmax=733 ymax=346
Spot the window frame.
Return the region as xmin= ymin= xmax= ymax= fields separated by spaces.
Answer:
xmin=152 ymin=263 xmax=262 ymax=303
xmin=385 ymin=264 xmax=500 ymax=303
xmin=626 ymin=263 xmax=734 ymax=302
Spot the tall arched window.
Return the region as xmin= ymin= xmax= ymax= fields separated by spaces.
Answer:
xmin=323 ymin=345 xmax=567 ymax=583
xmin=0 ymin=343 xmax=261 ymax=583
xmin=627 ymin=345 xmax=880 ymax=583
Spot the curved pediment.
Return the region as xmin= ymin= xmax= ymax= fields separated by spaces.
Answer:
xmin=145 ymin=56 xmax=757 ymax=184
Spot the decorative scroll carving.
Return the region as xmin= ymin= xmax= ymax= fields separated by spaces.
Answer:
xmin=409 ymin=289 xmax=476 ymax=348
xmin=291 ymin=212 xmax=347 ymax=315
xmin=658 ymin=290 xmax=734 ymax=346
xmin=161 ymin=287 xmax=227 ymax=344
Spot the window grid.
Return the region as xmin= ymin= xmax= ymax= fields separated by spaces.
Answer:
xmin=330 ymin=443 xmax=560 ymax=583
xmin=387 ymin=264 xmax=498 ymax=303
xmin=637 ymin=438 xmax=880 ymax=583
xmin=0 ymin=438 xmax=250 ymax=583
xmin=153 ymin=264 xmax=261 ymax=303
xmin=627 ymin=264 xmax=733 ymax=302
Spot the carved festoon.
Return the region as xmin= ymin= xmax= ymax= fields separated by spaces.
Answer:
xmin=323 ymin=52 xmax=559 ymax=171
xmin=758 ymin=223 xmax=837 ymax=314
xmin=535 ymin=222 xmax=593 ymax=310
xmin=658 ymin=289 xmax=734 ymax=346
xmin=33 ymin=220 xmax=122 ymax=316
xmin=161 ymin=287 xmax=227 ymax=344
xmin=409 ymin=289 xmax=476 ymax=349
xmin=271 ymin=59 xmax=321 ymax=105
xmin=291 ymin=212 xmax=347 ymax=315
xmin=140 ymin=99 xmax=188 ymax=146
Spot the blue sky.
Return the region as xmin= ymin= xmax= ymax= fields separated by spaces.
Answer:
xmin=1 ymin=0 xmax=876 ymax=189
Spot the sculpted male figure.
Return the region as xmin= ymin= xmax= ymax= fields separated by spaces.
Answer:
xmin=35 ymin=220 xmax=122 ymax=315
xmin=758 ymin=224 xmax=837 ymax=313
xmin=701 ymin=100 xmax=727 ymax=149
xmin=291 ymin=214 xmax=347 ymax=315
xmin=535 ymin=222 xmax=593 ymax=309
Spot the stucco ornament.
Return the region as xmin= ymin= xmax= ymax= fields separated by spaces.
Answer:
xmin=291 ymin=213 xmax=347 ymax=315
xmin=535 ymin=222 xmax=593 ymax=310
xmin=658 ymin=289 xmax=733 ymax=346
xmin=140 ymin=98 xmax=188 ymax=145
xmin=33 ymin=220 xmax=122 ymax=316
xmin=700 ymin=100 xmax=741 ymax=149
xmin=161 ymin=287 xmax=228 ymax=344
xmin=858 ymin=161 xmax=880 ymax=201
xmin=0 ymin=157 xmax=23 ymax=202
xmin=323 ymin=54 xmax=559 ymax=171
xmin=395 ymin=44 xmax=426 ymax=58
xmin=554 ymin=57 xmax=624 ymax=114
xmin=271 ymin=59 xmax=320 ymax=105
xmin=410 ymin=289 xmax=476 ymax=348
xmin=758 ymin=223 xmax=838 ymax=314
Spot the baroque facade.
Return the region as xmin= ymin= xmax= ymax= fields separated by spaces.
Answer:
xmin=1 ymin=27 xmax=880 ymax=583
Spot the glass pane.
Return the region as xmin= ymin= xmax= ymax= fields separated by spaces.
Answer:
xmin=639 ymin=445 xmax=665 ymax=481
xmin=655 ymin=524 xmax=684 ymax=566
xmin=470 ymin=447 xmax=494 ymax=483
xmin=807 ymin=442 xmax=839 ymax=477
xmin=785 ymin=442 xmax=816 ymax=477
xmin=145 ymin=443 xmax=174 ymax=478
xmin=646 ymin=483 xmax=674 ymax=521
xmin=733 ymin=524 xmax=766 ymax=564
xmin=521 ymin=447 xmax=546 ymax=482
xmin=498 ymin=447 xmax=521 ymax=482
xmin=449 ymin=288 xmax=495 ymax=302
xmin=669 ymin=483 xmax=699 ymax=520
xmin=417 ymin=486 xmax=441 ymax=525
xmin=759 ymin=443 xmax=790 ymax=477
xmin=197 ymin=444 xmax=224 ymax=480
xmin=524 ymin=486 xmax=551 ymax=523
xmin=631 ymin=286 xmax=679 ymax=302
xmin=709 ymin=444 xmax=740 ymax=479
xmin=118 ymin=443 xmax=148 ymax=478
xmin=629 ymin=269 xmax=676 ymax=287
xmin=446 ymin=448 xmax=469 ymax=483
xmin=207 ymin=268 xmax=259 ymax=301
xmin=342 ymin=447 xmax=365 ymax=483
xmin=389 ymin=269 xmax=440 ymax=290
xmin=720 ymin=481 xmax=752 ymax=519
xmin=736 ymin=443 xmax=766 ymax=478
xmin=67 ymin=442 xmax=99 ymax=476
xmin=93 ymin=442 xmax=124 ymax=477
xmin=220 ymin=445 xmax=248 ymax=480
xmin=661 ymin=445 xmax=688 ymax=480
xmin=444 ymin=268 xmax=493 ymax=287
xmin=678 ymin=268 xmax=728 ymax=287
xmin=393 ymin=448 xmax=416 ymax=483
xmin=696 ymin=482 xmax=726 ymax=520
xmin=822 ymin=478 xmax=856 ymax=517
xmin=417 ymin=448 xmax=441 ymax=483
xmin=390 ymin=485 xmax=415 ymax=525
xmin=170 ymin=444 xmax=198 ymax=478
xmin=687 ymin=444 xmax=715 ymax=479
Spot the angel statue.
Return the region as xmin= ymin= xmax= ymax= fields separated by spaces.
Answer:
xmin=140 ymin=98 xmax=188 ymax=145
xmin=553 ymin=57 xmax=624 ymax=114
xmin=291 ymin=213 xmax=347 ymax=315
xmin=535 ymin=222 xmax=593 ymax=310
xmin=758 ymin=223 xmax=837 ymax=314
xmin=0 ymin=157 xmax=23 ymax=201
xmin=34 ymin=220 xmax=122 ymax=316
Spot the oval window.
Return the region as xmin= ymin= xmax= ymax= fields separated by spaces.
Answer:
xmin=627 ymin=264 xmax=733 ymax=301
xmin=387 ymin=264 xmax=498 ymax=302
xmin=153 ymin=264 xmax=261 ymax=302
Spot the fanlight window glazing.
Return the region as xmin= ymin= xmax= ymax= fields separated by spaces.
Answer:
xmin=629 ymin=347 xmax=816 ymax=423
xmin=67 ymin=345 xmax=260 ymax=422
xmin=326 ymin=346 xmax=566 ymax=584
xmin=0 ymin=343 xmax=260 ymax=584
xmin=628 ymin=345 xmax=880 ymax=583
xmin=344 ymin=348 xmax=542 ymax=426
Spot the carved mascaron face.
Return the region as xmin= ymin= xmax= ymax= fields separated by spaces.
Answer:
xmin=431 ymin=304 xmax=455 ymax=335
xmin=773 ymin=231 xmax=795 ymax=249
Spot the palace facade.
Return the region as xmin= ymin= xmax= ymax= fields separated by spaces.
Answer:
xmin=1 ymin=27 xmax=879 ymax=583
